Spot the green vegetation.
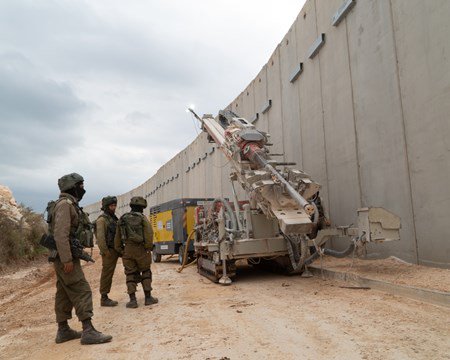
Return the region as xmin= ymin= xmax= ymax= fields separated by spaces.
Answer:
xmin=0 ymin=206 xmax=47 ymax=266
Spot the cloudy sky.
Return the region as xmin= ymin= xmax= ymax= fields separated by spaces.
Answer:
xmin=0 ymin=0 xmax=306 ymax=211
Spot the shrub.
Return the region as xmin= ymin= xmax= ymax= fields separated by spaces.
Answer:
xmin=0 ymin=207 xmax=47 ymax=266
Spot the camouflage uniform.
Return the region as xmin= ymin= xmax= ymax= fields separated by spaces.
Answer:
xmin=52 ymin=173 xmax=112 ymax=345
xmin=114 ymin=196 xmax=158 ymax=308
xmin=53 ymin=193 xmax=93 ymax=324
xmin=95 ymin=196 xmax=119 ymax=306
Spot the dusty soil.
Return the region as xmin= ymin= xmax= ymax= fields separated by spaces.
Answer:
xmin=316 ymin=256 xmax=450 ymax=292
xmin=0 ymin=250 xmax=449 ymax=360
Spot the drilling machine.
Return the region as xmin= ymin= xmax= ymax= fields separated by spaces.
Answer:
xmin=188 ymin=109 xmax=401 ymax=284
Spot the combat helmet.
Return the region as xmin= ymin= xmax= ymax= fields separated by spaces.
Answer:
xmin=58 ymin=173 xmax=84 ymax=192
xmin=130 ymin=196 xmax=147 ymax=208
xmin=101 ymin=196 xmax=117 ymax=210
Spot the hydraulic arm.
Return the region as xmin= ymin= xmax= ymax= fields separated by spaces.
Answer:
xmin=189 ymin=109 xmax=400 ymax=284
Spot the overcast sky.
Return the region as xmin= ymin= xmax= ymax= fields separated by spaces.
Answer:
xmin=0 ymin=0 xmax=306 ymax=211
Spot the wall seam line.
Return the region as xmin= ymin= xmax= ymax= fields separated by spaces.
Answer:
xmin=276 ymin=49 xmax=286 ymax=162
xmin=314 ymin=0 xmax=332 ymax=216
xmin=294 ymin=21 xmax=305 ymax=170
xmin=344 ymin=16 xmax=363 ymax=209
xmin=388 ymin=0 xmax=420 ymax=264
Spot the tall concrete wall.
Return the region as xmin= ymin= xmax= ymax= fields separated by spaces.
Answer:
xmin=86 ymin=0 xmax=450 ymax=268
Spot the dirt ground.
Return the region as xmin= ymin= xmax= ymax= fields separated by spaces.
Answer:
xmin=0 ymin=250 xmax=449 ymax=360
xmin=316 ymin=256 xmax=450 ymax=292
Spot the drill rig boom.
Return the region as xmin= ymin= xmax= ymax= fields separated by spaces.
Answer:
xmin=189 ymin=109 xmax=400 ymax=284
xmin=190 ymin=109 xmax=319 ymax=233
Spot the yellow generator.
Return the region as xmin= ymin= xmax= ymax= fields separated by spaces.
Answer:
xmin=149 ymin=198 xmax=214 ymax=263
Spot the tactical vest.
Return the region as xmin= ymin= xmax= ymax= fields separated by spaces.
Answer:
xmin=46 ymin=196 xmax=94 ymax=248
xmin=96 ymin=213 xmax=118 ymax=248
xmin=119 ymin=212 xmax=145 ymax=245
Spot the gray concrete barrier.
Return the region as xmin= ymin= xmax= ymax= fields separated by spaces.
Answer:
xmin=85 ymin=0 xmax=450 ymax=268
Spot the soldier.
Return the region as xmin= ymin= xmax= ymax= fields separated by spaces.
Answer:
xmin=95 ymin=196 xmax=119 ymax=307
xmin=52 ymin=173 xmax=112 ymax=345
xmin=114 ymin=196 xmax=158 ymax=308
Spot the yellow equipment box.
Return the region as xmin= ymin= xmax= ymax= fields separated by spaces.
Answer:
xmin=149 ymin=198 xmax=214 ymax=263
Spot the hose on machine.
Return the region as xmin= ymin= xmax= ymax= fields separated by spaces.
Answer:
xmin=177 ymin=229 xmax=197 ymax=273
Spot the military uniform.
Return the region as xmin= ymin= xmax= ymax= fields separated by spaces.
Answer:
xmin=52 ymin=173 xmax=112 ymax=345
xmin=53 ymin=192 xmax=94 ymax=324
xmin=95 ymin=196 xmax=119 ymax=306
xmin=114 ymin=196 xmax=158 ymax=308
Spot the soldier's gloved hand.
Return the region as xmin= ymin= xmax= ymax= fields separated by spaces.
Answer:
xmin=63 ymin=261 xmax=74 ymax=273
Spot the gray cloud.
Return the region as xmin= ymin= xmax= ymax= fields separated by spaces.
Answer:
xmin=0 ymin=52 xmax=89 ymax=168
xmin=0 ymin=0 xmax=305 ymax=211
xmin=0 ymin=0 xmax=213 ymax=87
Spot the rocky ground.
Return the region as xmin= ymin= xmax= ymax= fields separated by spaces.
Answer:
xmin=0 ymin=250 xmax=449 ymax=360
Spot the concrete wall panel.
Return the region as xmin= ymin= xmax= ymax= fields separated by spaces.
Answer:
xmin=204 ymin=145 xmax=214 ymax=198
xmin=253 ymin=66 xmax=269 ymax=133
xmin=266 ymin=46 xmax=285 ymax=156
xmin=210 ymin=147 xmax=223 ymax=197
xmin=241 ymin=82 xmax=256 ymax=120
xmin=187 ymin=141 xmax=196 ymax=196
xmin=181 ymin=149 xmax=189 ymax=199
xmin=174 ymin=154 xmax=183 ymax=199
xmin=231 ymin=91 xmax=244 ymax=116
xmin=85 ymin=0 xmax=450 ymax=267
xmin=279 ymin=27 xmax=303 ymax=167
xmin=346 ymin=0 xmax=416 ymax=262
xmin=391 ymin=0 xmax=450 ymax=266
xmin=196 ymin=135 xmax=207 ymax=198
xmin=315 ymin=0 xmax=361 ymax=229
xmin=295 ymin=0 xmax=330 ymax=210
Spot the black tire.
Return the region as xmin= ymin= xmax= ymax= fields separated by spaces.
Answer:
xmin=152 ymin=251 xmax=162 ymax=263
xmin=178 ymin=245 xmax=185 ymax=265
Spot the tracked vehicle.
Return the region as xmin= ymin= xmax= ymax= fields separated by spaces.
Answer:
xmin=188 ymin=109 xmax=401 ymax=284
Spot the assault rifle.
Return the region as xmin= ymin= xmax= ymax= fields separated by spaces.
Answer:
xmin=40 ymin=234 xmax=95 ymax=263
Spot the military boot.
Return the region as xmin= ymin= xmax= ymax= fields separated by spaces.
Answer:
xmin=55 ymin=321 xmax=82 ymax=344
xmin=80 ymin=318 xmax=112 ymax=345
xmin=126 ymin=293 xmax=138 ymax=308
xmin=144 ymin=290 xmax=159 ymax=306
xmin=101 ymin=294 xmax=118 ymax=307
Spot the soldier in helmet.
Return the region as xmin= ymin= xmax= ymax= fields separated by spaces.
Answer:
xmin=52 ymin=173 xmax=112 ymax=345
xmin=114 ymin=196 xmax=158 ymax=308
xmin=95 ymin=196 xmax=119 ymax=307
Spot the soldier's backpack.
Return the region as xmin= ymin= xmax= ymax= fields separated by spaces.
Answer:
xmin=45 ymin=200 xmax=56 ymax=225
xmin=76 ymin=210 xmax=94 ymax=248
xmin=44 ymin=198 xmax=94 ymax=248
xmin=119 ymin=212 xmax=144 ymax=244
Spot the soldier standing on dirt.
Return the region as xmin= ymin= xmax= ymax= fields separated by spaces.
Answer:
xmin=52 ymin=173 xmax=112 ymax=345
xmin=114 ymin=196 xmax=158 ymax=308
xmin=95 ymin=196 xmax=119 ymax=307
